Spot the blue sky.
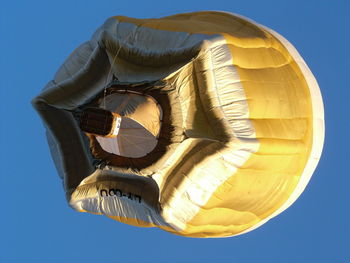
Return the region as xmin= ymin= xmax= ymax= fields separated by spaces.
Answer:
xmin=1 ymin=1 xmax=349 ymax=262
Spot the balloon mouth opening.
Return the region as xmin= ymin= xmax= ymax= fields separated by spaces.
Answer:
xmin=80 ymin=90 xmax=163 ymax=158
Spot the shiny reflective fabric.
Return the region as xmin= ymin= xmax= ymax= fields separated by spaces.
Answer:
xmin=32 ymin=11 xmax=324 ymax=237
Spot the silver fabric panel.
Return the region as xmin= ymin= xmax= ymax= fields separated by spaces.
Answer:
xmin=32 ymin=101 xmax=95 ymax=191
xmin=102 ymin=18 xmax=211 ymax=66
xmin=54 ymin=41 xmax=95 ymax=84
xmin=45 ymin=129 xmax=64 ymax=179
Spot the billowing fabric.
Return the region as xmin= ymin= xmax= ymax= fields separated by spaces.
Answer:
xmin=32 ymin=11 xmax=324 ymax=238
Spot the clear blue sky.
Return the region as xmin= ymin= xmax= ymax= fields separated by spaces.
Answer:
xmin=1 ymin=1 xmax=349 ymax=262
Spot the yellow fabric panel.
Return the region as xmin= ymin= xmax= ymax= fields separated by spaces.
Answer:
xmin=179 ymin=30 xmax=313 ymax=237
xmin=229 ymin=46 xmax=290 ymax=69
xmin=236 ymin=63 xmax=311 ymax=120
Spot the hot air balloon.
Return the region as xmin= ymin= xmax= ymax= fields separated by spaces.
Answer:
xmin=32 ymin=11 xmax=324 ymax=237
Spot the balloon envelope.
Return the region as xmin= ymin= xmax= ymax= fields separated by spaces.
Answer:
xmin=32 ymin=11 xmax=324 ymax=237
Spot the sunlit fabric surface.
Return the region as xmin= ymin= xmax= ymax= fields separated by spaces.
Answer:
xmin=32 ymin=11 xmax=324 ymax=237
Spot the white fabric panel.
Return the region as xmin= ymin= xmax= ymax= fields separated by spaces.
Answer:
xmin=157 ymin=36 xmax=259 ymax=229
xmin=72 ymin=195 xmax=173 ymax=229
xmin=160 ymin=138 xmax=259 ymax=230
xmin=209 ymin=40 xmax=256 ymax=139
xmin=70 ymin=170 xmax=174 ymax=229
